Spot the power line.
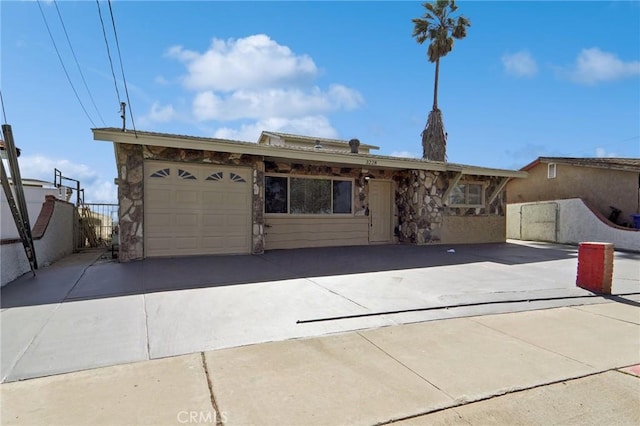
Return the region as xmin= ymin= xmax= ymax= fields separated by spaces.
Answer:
xmin=53 ymin=0 xmax=106 ymax=126
xmin=37 ymin=0 xmax=97 ymax=128
xmin=96 ymin=0 xmax=122 ymax=107
xmin=107 ymin=0 xmax=137 ymax=135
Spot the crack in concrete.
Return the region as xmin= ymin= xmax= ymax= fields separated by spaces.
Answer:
xmin=141 ymin=295 xmax=151 ymax=360
xmin=375 ymin=369 xmax=620 ymax=425
xmin=1 ymin=251 xmax=102 ymax=383
xmin=200 ymin=352 xmax=224 ymax=426
xmin=569 ymin=305 xmax=640 ymax=326
xmin=468 ymin=316 xmax=598 ymax=369
xmin=305 ymin=277 xmax=370 ymax=310
xmin=356 ymin=331 xmax=455 ymax=400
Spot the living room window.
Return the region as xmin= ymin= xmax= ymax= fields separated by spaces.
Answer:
xmin=265 ymin=176 xmax=353 ymax=214
xmin=449 ymin=182 xmax=485 ymax=207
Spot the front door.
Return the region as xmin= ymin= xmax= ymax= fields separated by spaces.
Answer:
xmin=369 ymin=180 xmax=392 ymax=243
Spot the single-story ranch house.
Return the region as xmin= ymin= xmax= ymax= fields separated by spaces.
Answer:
xmin=93 ymin=128 xmax=527 ymax=261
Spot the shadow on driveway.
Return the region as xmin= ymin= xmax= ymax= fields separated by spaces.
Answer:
xmin=1 ymin=242 xmax=578 ymax=309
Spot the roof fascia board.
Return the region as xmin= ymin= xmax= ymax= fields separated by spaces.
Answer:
xmin=93 ymin=129 xmax=525 ymax=177
xmin=459 ymin=166 xmax=528 ymax=178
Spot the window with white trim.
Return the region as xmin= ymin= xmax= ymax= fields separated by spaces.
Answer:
xmin=547 ymin=163 xmax=557 ymax=179
xmin=449 ymin=182 xmax=485 ymax=207
xmin=265 ymin=175 xmax=353 ymax=214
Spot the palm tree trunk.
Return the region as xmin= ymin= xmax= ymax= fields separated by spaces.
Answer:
xmin=433 ymin=57 xmax=440 ymax=110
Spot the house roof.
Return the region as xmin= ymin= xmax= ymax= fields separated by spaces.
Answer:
xmin=258 ymin=131 xmax=380 ymax=151
xmin=522 ymin=157 xmax=640 ymax=173
xmin=92 ymin=127 xmax=527 ymax=178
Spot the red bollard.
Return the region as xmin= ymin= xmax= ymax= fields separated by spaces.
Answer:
xmin=576 ymin=242 xmax=614 ymax=294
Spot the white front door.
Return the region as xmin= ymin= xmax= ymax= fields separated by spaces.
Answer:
xmin=369 ymin=180 xmax=392 ymax=243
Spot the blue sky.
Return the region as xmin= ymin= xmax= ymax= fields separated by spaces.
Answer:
xmin=1 ymin=0 xmax=639 ymax=203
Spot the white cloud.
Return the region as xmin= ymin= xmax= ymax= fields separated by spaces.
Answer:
xmin=13 ymin=155 xmax=117 ymax=203
xmin=138 ymin=102 xmax=176 ymax=126
xmin=390 ymin=151 xmax=419 ymax=159
xmin=167 ymin=34 xmax=317 ymax=92
xmin=595 ymin=147 xmax=618 ymax=158
xmin=501 ymin=51 xmax=538 ymax=77
xmin=213 ymin=116 xmax=338 ymax=142
xmin=192 ymin=85 xmax=363 ymax=121
xmin=154 ymin=75 xmax=169 ymax=85
xmin=567 ymin=48 xmax=640 ymax=85
xmin=159 ymin=34 xmax=363 ymax=139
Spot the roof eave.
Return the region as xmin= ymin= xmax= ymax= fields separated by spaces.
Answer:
xmin=93 ymin=128 xmax=526 ymax=178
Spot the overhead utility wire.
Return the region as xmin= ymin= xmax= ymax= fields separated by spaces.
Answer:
xmin=36 ymin=0 xmax=96 ymax=128
xmin=107 ymin=0 xmax=137 ymax=135
xmin=53 ymin=0 xmax=106 ymax=126
xmin=96 ymin=0 xmax=122 ymax=108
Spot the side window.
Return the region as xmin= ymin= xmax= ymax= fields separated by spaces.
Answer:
xmin=548 ymin=163 xmax=557 ymax=179
xmin=449 ymin=182 xmax=485 ymax=207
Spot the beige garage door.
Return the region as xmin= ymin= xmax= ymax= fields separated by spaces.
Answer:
xmin=144 ymin=161 xmax=252 ymax=257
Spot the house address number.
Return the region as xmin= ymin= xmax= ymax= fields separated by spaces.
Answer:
xmin=365 ymin=159 xmax=378 ymax=165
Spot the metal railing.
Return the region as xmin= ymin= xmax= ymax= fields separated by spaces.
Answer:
xmin=77 ymin=203 xmax=119 ymax=250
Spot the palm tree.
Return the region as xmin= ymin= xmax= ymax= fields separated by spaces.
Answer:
xmin=412 ymin=0 xmax=470 ymax=161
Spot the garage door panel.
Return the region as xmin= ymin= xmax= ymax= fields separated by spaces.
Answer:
xmin=146 ymin=189 xmax=171 ymax=204
xmin=202 ymin=213 xmax=225 ymax=227
xmin=175 ymin=237 xmax=199 ymax=250
xmin=226 ymin=215 xmax=249 ymax=227
xmin=146 ymin=212 xmax=172 ymax=227
xmin=175 ymin=213 xmax=199 ymax=227
xmin=175 ymin=189 xmax=200 ymax=205
xmin=144 ymin=161 xmax=252 ymax=257
xmin=201 ymin=237 xmax=226 ymax=249
xmin=202 ymin=191 xmax=226 ymax=205
xmin=146 ymin=237 xmax=172 ymax=250
xmin=226 ymin=236 xmax=251 ymax=248
xmin=226 ymin=192 xmax=250 ymax=205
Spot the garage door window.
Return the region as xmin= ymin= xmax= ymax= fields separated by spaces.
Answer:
xmin=150 ymin=168 xmax=170 ymax=178
xmin=265 ymin=176 xmax=352 ymax=215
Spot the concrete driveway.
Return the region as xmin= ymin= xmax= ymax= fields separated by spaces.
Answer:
xmin=2 ymin=240 xmax=639 ymax=383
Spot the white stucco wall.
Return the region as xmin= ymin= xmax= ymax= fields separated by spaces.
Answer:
xmin=1 ymin=185 xmax=62 ymax=239
xmin=507 ymin=199 xmax=640 ymax=252
xmin=1 ymin=200 xmax=75 ymax=287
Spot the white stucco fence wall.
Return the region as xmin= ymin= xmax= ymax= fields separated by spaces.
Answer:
xmin=507 ymin=198 xmax=640 ymax=252
xmin=1 ymin=185 xmax=62 ymax=239
xmin=1 ymin=199 xmax=75 ymax=287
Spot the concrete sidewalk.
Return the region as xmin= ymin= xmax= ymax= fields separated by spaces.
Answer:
xmin=1 ymin=303 xmax=639 ymax=425
xmin=1 ymin=241 xmax=639 ymax=384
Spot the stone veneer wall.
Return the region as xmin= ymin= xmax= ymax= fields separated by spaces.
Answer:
xmin=394 ymin=170 xmax=445 ymax=244
xmin=115 ymin=143 xmax=265 ymax=261
xmin=115 ymin=143 xmax=144 ymax=261
xmin=393 ymin=172 xmax=507 ymax=245
xmin=445 ymin=174 xmax=507 ymax=216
